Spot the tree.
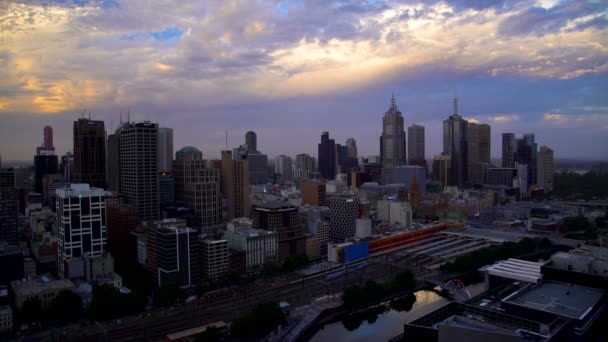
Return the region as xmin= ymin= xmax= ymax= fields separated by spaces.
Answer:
xmin=561 ymin=216 xmax=591 ymax=232
xmin=261 ymin=262 xmax=281 ymax=278
xmin=390 ymin=270 xmax=416 ymax=292
xmin=48 ymin=290 xmax=82 ymax=323
xmin=596 ymin=216 xmax=607 ymax=228
xmin=154 ymin=283 xmax=186 ymax=307
xmin=88 ymin=284 xmax=146 ymax=321
xmin=282 ymin=254 xmax=310 ymax=272
xmin=230 ymin=302 xmax=285 ymax=338
xmin=19 ymin=297 xmax=44 ymax=326
xmin=195 ymin=325 xmax=222 ymax=342
xmin=196 ymin=278 xmax=215 ymax=296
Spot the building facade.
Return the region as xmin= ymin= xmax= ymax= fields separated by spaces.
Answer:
xmin=380 ymin=95 xmax=406 ymax=184
xmin=252 ymin=201 xmax=306 ymax=262
xmin=224 ymin=225 xmax=278 ymax=272
xmin=300 ymin=180 xmax=326 ymax=207
xmin=56 ymin=184 xmax=107 ymax=278
xmin=407 ymin=124 xmax=426 ymax=168
xmin=158 ymin=127 xmax=173 ymax=174
xmin=329 ymin=196 xmax=359 ymax=241
xmin=73 ymin=118 xmax=106 ymax=189
xmin=467 ymin=123 xmax=491 ymax=185
xmin=537 ymin=145 xmax=554 ymax=193
xmin=318 ymin=132 xmax=336 ymax=180
xmin=119 ymin=122 xmax=160 ymax=221
xmin=501 ymin=133 xmax=516 ymax=168
xmin=245 ymin=131 xmax=257 ymax=152
xmin=0 ymin=169 xmax=18 ymax=246
xmin=156 ymin=226 xmax=200 ymax=287
xmin=201 ymin=239 xmax=228 ymax=281
xmin=442 ymin=98 xmax=468 ymax=187
xmin=221 ymin=150 xmax=251 ymax=220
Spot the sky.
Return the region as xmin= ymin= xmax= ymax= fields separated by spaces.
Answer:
xmin=1 ymin=0 xmax=607 ymax=161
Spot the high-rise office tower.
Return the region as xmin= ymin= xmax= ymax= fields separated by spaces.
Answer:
xmin=34 ymin=151 xmax=59 ymax=194
xmin=329 ymin=195 xmax=359 ymax=241
xmin=538 ymin=145 xmax=554 ymax=192
xmin=467 ymin=123 xmax=491 ymax=185
xmin=156 ymin=226 xmax=200 ymax=287
xmin=232 ymin=145 xmax=268 ymax=185
xmin=120 ymin=122 xmax=160 ymax=221
xmin=107 ymin=203 xmax=139 ymax=260
xmin=407 ymin=124 xmax=426 ymax=169
xmin=158 ymin=127 xmax=173 ymax=174
xmin=73 ymin=118 xmax=106 ymax=189
xmin=274 ymin=155 xmax=293 ymax=183
xmin=174 ymin=147 xmax=222 ymax=227
xmin=221 ymin=150 xmax=251 ymax=220
xmin=318 ymin=132 xmax=336 ymax=180
xmin=345 ymin=138 xmax=358 ymax=159
xmin=442 ymin=98 xmax=468 ymax=187
xmin=245 ymin=131 xmax=257 ymax=152
xmin=251 ymin=201 xmax=306 ymax=262
xmin=159 ymin=172 xmax=175 ymax=206
xmin=60 ymin=152 xmax=73 ymax=183
xmin=515 ymin=134 xmax=538 ymax=186
xmin=43 ymin=126 xmax=54 ymax=151
xmin=106 ymin=129 xmax=121 ymax=192
xmin=295 ymin=153 xmax=316 ymax=180
xmin=56 ymin=184 xmax=106 ymax=278
xmin=380 ymin=95 xmax=406 ymax=184
xmin=432 ymin=154 xmax=451 ymax=187
xmin=0 ymin=169 xmax=18 ymax=245
xmin=502 ymin=133 xmax=516 ymax=168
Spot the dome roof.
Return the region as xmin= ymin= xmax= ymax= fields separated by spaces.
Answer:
xmin=177 ymin=146 xmax=200 ymax=153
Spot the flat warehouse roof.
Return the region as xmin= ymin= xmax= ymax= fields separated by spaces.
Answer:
xmin=503 ymin=281 xmax=604 ymax=320
xmin=486 ymin=258 xmax=545 ymax=283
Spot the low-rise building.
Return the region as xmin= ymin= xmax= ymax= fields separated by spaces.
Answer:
xmin=224 ymin=225 xmax=277 ymax=272
xmin=10 ymin=275 xmax=74 ymax=309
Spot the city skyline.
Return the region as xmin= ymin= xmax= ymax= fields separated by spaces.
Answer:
xmin=1 ymin=0 xmax=607 ymax=160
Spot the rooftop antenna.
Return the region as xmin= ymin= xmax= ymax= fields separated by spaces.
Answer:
xmin=453 ymin=97 xmax=458 ymax=116
xmin=225 ymin=130 xmax=228 ymax=150
xmin=127 ymin=109 xmax=131 ymax=123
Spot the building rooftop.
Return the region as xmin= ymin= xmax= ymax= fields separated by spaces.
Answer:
xmin=11 ymin=275 xmax=74 ymax=297
xmin=483 ymin=258 xmax=546 ymax=284
xmin=503 ymin=281 xmax=604 ymax=320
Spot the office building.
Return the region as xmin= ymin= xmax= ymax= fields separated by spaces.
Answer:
xmin=60 ymin=152 xmax=73 ymax=183
xmin=300 ymin=180 xmax=326 ymax=207
xmin=73 ymin=118 xmax=106 ymax=189
xmin=0 ymin=243 xmax=23 ymax=284
xmin=201 ymin=239 xmax=228 ymax=281
xmin=377 ymin=200 xmax=412 ymax=228
xmin=43 ymin=125 xmax=54 ymax=151
xmin=144 ymin=218 xmax=188 ymax=275
xmin=294 ymin=153 xmax=316 ymax=180
xmin=232 ymin=144 xmax=268 ymax=185
xmin=485 ymin=168 xmax=518 ymax=187
xmin=0 ymin=169 xmax=18 ymax=246
xmin=380 ymin=95 xmax=407 ymax=184
xmin=467 ymin=122 xmax=490 ymax=185
xmin=431 ymin=154 xmax=451 ymax=187
xmin=10 ymin=276 xmax=74 ymax=309
xmin=392 ymin=165 xmax=426 ymax=195
xmin=107 ymin=203 xmax=139 ymax=260
xmin=274 ymin=155 xmax=293 ymax=183
xmin=245 ymin=131 xmax=257 ymax=151
xmin=252 ymin=201 xmax=306 ymax=262
xmin=443 ymin=98 xmax=468 ymax=187
xmin=56 ymin=184 xmax=107 ymax=278
xmin=407 ymin=124 xmax=426 ymax=169
xmin=502 ymin=133 xmax=516 ymax=168
xmin=120 ymin=121 xmax=160 ymax=221
xmin=224 ymin=223 xmax=278 ymax=271
xmin=345 ymin=138 xmax=357 ymax=159
xmin=318 ymin=132 xmax=336 ymax=180
xmin=106 ymin=131 xmax=120 ymax=192
xmin=158 ymin=127 xmax=173 ymax=174
xmin=34 ymin=151 xmax=59 ymax=194
xmin=156 ymin=226 xmax=200 ymax=287
xmin=174 ymin=147 xmax=222 ymax=227
xmin=329 ymin=195 xmax=359 ymax=241
xmin=537 ymin=145 xmax=554 ymax=192
xmin=515 ymin=134 xmax=538 ymax=186
xmin=159 ymin=172 xmax=175 ymax=206
xmin=221 ymin=150 xmax=251 ymax=220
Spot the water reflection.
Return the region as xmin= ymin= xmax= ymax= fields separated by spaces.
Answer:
xmin=310 ymin=290 xmax=450 ymax=342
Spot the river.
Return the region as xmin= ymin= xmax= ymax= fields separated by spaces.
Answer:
xmin=308 ymin=289 xmax=451 ymax=342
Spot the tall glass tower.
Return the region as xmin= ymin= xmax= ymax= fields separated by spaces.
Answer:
xmin=380 ymin=94 xmax=406 ymax=184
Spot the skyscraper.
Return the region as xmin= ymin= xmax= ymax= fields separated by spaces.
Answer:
xmin=0 ymin=168 xmax=18 ymax=246
xmin=158 ymin=127 xmax=173 ymax=174
xmin=156 ymin=226 xmax=200 ymax=287
xmin=294 ymin=153 xmax=316 ymax=180
xmin=432 ymin=154 xmax=451 ymax=187
xmin=34 ymin=151 xmax=59 ymax=194
xmin=56 ymin=184 xmax=106 ymax=278
xmin=442 ymin=98 xmax=468 ymax=187
xmin=502 ymin=133 xmax=516 ymax=168
xmin=221 ymin=150 xmax=251 ymax=220
xmin=60 ymin=152 xmax=73 ymax=183
xmin=43 ymin=126 xmax=54 ymax=151
xmin=120 ymin=121 xmax=160 ymax=221
xmin=467 ymin=123 xmax=491 ymax=185
xmin=407 ymin=124 xmax=425 ymax=169
xmin=380 ymin=95 xmax=406 ymax=184
xmin=232 ymin=145 xmax=268 ymax=185
xmin=174 ymin=147 xmax=222 ymax=227
xmin=73 ymin=118 xmax=106 ymax=189
xmin=318 ymin=132 xmax=336 ymax=180
xmin=245 ymin=131 xmax=257 ymax=152
xmin=345 ymin=138 xmax=358 ymax=159
xmin=274 ymin=155 xmax=293 ymax=183
xmin=538 ymin=145 xmax=554 ymax=192
xmin=106 ymin=130 xmax=120 ymax=192
xmin=515 ymin=134 xmax=538 ymax=186
xmin=251 ymin=201 xmax=306 ymax=262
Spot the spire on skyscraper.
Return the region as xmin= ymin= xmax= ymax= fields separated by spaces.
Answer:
xmin=453 ymin=97 xmax=459 ymax=116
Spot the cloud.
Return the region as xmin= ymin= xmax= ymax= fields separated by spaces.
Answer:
xmin=491 ymin=115 xmax=521 ymax=122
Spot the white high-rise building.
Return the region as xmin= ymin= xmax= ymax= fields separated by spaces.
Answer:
xmin=56 ymin=184 xmax=106 ymax=278
xmin=538 ymin=145 xmax=554 ymax=193
xmin=158 ymin=127 xmax=173 ymax=173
